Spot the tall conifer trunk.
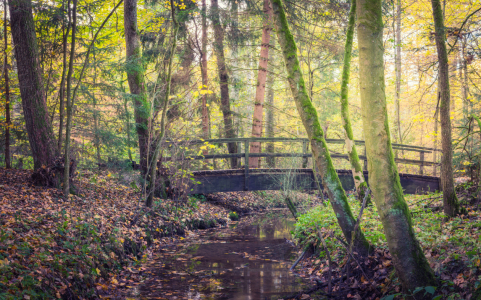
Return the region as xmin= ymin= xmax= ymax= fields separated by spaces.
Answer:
xmin=270 ymin=0 xmax=371 ymax=257
xmin=430 ymin=0 xmax=463 ymax=217
xmin=265 ymin=37 xmax=275 ymax=168
xmin=356 ymin=0 xmax=436 ymax=292
xmin=9 ymin=0 xmax=57 ymax=170
xmin=212 ymin=0 xmax=237 ymax=168
xmin=249 ymin=0 xmax=272 ymax=168
xmin=124 ymin=0 xmax=149 ymax=176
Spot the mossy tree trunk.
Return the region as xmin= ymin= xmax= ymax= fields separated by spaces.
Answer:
xmin=339 ymin=0 xmax=370 ymax=204
xmin=430 ymin=0 xmax=463 ymax=217
xmin=9 ymin=0 xmax=57 ymax=170
xmin=356 ymin=0 xmax=436 ymax=292
xmin=249 ymin=0 xmax=273 ymax=168
xmin=270 ymin=0 xmax=371 ymax=257
xmin=124 ymin=0 xmax=149 ymax=177
xmin=212 ymin=0 xmax=237 ymax=168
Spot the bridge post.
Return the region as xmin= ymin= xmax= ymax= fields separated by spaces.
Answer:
xmin=302 ymin=140 xmax=308 ymax=168
xmin=244 ymin=140 xmax=250 ymax=190
xmin=237 ymin=142 xmax=242 ymax=168
xmin=363 ymin=147 xmax=368 ymax=171
xmin=419 ymin=151 xmax=425 ymax=175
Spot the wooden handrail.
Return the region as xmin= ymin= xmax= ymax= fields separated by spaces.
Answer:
xmin=161 ymin=137 xmax=439 ymax=181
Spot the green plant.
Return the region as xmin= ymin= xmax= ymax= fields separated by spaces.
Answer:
xmin=229 ymin=211 xmax=239 ymax=221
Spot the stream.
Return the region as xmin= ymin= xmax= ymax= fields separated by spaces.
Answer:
xmin=128 ymin=212 xmax=313 ymax=299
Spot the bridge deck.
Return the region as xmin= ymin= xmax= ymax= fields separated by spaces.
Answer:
xmin=189 ymin=169 xmax=440 ymax=195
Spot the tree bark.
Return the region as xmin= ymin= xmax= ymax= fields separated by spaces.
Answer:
xmin=249 ymin=0 xmax=273 ymax=168
xmin=146 ymin=2 xmax=178 ymax=207
xmin=266 ymin=39 xmax=275 ymax=168
xmin=270 ymin=0 xmax=371 ymax=257
xmin=339 ymin=0 xmax=370 ymax=204
xmin=201 ymin=0 xmax=209 ymax=148
xmin=9 ymin=0 xmax=57 ymax=170
xmin=356 ymin=0 xmax=436 ymax=292
xmin=124 ymin=0 xmax=149 ymax=176
xmin=57 ymin=0 xmax=70 ymax=153
xmin=63 ymin=0 xmax=77 ymax=196
xmin=4 ymin=0 xmax=11 ymax=169
xmin=212 ymin=0 xmax=237 ymax=168
xmin=430 ymin=0 xmax=463 ymax=217
xmin=394 ymin=0 xmax=402 ymax=144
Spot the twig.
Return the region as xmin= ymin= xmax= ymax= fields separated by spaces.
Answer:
xmin=317 ymin=226 xmax=333 ymax=294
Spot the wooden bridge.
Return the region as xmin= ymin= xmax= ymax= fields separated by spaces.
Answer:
xmin=162 ymin=138 xmax=441 ymax=195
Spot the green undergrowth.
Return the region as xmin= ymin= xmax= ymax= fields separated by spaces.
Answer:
xmin=293 ymin=192 xmax=481 ymax=298
xmin=0 ymin=168 xmax=229 ymax=299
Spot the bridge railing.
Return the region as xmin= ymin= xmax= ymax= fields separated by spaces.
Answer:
xmin=163 ymin=137 xmax=440 ymax=176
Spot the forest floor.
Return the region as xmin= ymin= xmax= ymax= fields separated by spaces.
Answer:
xmin=0 ymin=168 xmax=240 ymax=299
xmin=1 ymin=167 xmax=480 ymax=299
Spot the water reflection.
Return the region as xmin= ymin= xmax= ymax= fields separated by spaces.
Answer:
xmin=131 ymin=213 xmax=310 ymax=299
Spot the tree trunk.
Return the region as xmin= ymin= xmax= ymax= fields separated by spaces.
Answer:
xmin=431 ymin=0 xmax=463 ymax=217
xmin=460 ymin=37 xmax=469 ymax=121
xmin=356 ymin=0 xmax=436 ymax=292
xmin=146 ymin=3 xmax=178 ymax=207
xmin=212 ymin=0 xmax=237 ymax=168
xmin=270 ymin=0 xmax=371 ymax=257
xmin=9 ymin=0 xmax=57 ymax=170
xmin=124 ymin=0 xmax=149 ymax=176
xmin=394 ymin=0 xmax=402 ymax=144
xmin=57 ymin=0 xmax=69 ymax=153
xmin=339 ymin=0 xmax=370 ymax=204
xmin=266 ymin=38 xmax=275 ymax=168
xmin=4 ymin=0 xmax=11 ymax=169
xmin=63 ymin=0 xmax=77 ymax=196
xmin=201 ymin=0 xmax=209 ymax=151
xmin=249 ymin=0 xmax=273 ymax=168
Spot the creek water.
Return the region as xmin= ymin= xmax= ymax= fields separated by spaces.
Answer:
xmin=129 ymin=212 xmax=312 ymax=299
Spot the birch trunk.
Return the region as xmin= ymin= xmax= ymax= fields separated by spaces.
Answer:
xmin=212 ymin=0 xmax=237 ymax=168
xmin=124 ymin=0 xmax=149 ymax=176
xmin=356 ymin=0 xmax=436 ymax=292
xmin=431 ymin=0 xmax=463 ymax=217
xmin=339 ymin=0 xmax=369 ymax=204
xmin=249 ymin=0 xmax=272 ymax=168
xmin=270 ymin=0 xmax=371 ymax=257
xmin=9 ymin=0 xmax=57 ymax=170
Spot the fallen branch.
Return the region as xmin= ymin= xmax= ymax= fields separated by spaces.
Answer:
xmin=290 ymin=249 xmax=307 ymax=271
